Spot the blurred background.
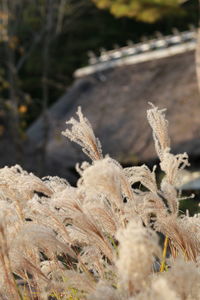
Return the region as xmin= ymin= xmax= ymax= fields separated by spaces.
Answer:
xmin=0 ymin=0 xmax=200 ymax=212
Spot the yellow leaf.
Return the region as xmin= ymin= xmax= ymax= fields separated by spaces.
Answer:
xmin=18 ymin=105 xmax=28 ymax=114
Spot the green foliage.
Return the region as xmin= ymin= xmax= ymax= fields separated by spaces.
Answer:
xmin=92 ymin=0 xmax=185 ymax=22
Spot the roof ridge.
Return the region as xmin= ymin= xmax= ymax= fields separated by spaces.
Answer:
xmin=74 ymin=27 xmax=197 ymax=78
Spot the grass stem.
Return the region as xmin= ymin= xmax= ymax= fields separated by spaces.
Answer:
xmin=160 ymin=236 xmax=168 ymax=272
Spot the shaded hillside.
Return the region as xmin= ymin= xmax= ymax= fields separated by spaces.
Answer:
xmin=27 ymin=50 xmax=200 ymax=179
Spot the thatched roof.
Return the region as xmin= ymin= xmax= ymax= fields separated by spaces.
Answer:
xmin=27 ymin=50 xmax=200 ymax=179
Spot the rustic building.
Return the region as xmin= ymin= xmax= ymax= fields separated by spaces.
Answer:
xmin=26 ymin=40 xmax=200 ymax=180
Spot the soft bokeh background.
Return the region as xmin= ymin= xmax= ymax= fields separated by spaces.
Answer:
xmin=0 ymin=0 xmax=200 ymax=213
